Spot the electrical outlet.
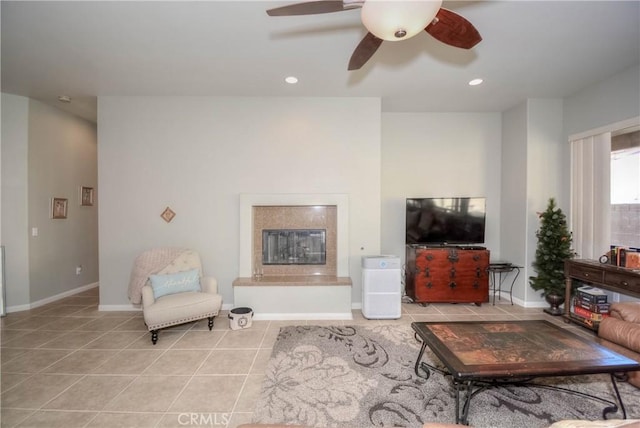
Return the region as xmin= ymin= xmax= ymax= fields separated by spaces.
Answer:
xmin=76 ymin=266 xmax=83 ymax=275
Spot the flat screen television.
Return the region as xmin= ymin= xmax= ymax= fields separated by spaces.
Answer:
xmin=406 ymin=197 xmax=486 ymax=245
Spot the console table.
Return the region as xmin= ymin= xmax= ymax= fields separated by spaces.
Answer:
xmin=564 ymin=259 xmax=640 ymax=330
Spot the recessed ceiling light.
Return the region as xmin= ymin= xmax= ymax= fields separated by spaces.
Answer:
xmin=285 ymin=76 xmax=298 ymax=84
xmin=57 ymin=95 xmax=72 ymax=103
xmin=468 ymin=78 xmax=483 ymax=86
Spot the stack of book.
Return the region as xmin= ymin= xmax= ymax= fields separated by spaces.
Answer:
xmin=570 ymin=285 xmax=610 ymax=328
xmin=609 ymin=246 xmax=640 ymax=269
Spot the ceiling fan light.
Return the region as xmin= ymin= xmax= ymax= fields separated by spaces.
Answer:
xmin=361 ymin=0 xmax=442 ymax=42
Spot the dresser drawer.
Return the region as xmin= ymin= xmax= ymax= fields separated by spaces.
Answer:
xmin=413 ymin=278 xmax=488 ymax=303
xmin=567 ymin=264 xmax=604 ymax=283
xmin=604 ymin=271 xmax=640 ymax=291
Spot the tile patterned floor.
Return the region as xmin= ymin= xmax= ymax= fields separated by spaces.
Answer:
xmin=0 ymin=288 xmax=593 ymax=427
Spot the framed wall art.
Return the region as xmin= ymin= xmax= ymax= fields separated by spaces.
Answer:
xmin=80 ymin=186 xmax=94 ymax=206
xmin=161 ymin=207 xmax=176 ymax=223
xmin=52 ymin=197 xmax=68 ymax=219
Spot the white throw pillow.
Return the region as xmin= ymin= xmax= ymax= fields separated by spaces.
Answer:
xmin=149 ymin=268 xmax=201 ymax=299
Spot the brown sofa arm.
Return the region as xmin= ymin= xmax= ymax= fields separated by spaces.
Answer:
xmin=599 ymin=317 xmax=640 ymax=354
xmin=609 ymin=302 xmax=640 ymax=323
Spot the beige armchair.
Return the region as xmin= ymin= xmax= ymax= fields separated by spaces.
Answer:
xmin=128 ymin=247 xmax=223 ymax=344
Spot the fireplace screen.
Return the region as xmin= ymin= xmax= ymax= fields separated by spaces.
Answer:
xmin=262 ymin=229 xmax=326 ymax=265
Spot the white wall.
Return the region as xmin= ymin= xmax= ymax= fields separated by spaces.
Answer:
xmin=564 ymin=64 xmax=640 ymax=139
xmin=499 ymin=99 xmax=565 ymax=307
xmin=3 ymin=65 xmax=637 ymax=312
xmin=1 ymin=93 xmax=30 ymax=307
xmin=0 ymin=95 xmax=98 ymax=311
xmin=380 ymin=112 xmax=503 ymax=266
xmin=27 ymin=100 xmax=98 ymax=302
xmin=499 ymin=65 xmax=640 ymax=307
xmin=526 ymin=99 xmax=565 ymax=304
xmin=0 ymin=93 xmax=2 ymax=247
xmin=500 ymin=102 xmax=528 ymax=302
xmin=98 ymin=97 xmax=381 ymax=308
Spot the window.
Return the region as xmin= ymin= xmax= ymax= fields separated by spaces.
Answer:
xmin=569 ymin=119 xmax=639 ymax=260
xmin=610 ymin=130 xmax=640 ymax=248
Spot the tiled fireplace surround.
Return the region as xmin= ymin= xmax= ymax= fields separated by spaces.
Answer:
xmin=234 ymin=194 xmax=352 ymax=320
xmin=252 ymin=205 xmax=337 ymax=276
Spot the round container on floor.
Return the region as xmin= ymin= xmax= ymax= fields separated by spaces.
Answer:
xmin=228 ymin=307 xmax=253 ymax=330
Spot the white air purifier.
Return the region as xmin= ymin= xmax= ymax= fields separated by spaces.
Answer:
xmin=361 ymin=255 xmax=401 ymax=319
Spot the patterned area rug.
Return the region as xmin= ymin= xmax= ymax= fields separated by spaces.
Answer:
xmin=252 ymin=324 xmax=640 ymax=427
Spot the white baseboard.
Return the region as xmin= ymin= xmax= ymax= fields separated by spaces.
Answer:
xmin=522 ymin=301 xmax=552 ymax=309
xmin=99 ymin=302 xmax=234 ymax=312
xmin=5 ymin=303 xmax=32 ymax=313
xmin=98 ymin=304 xmax=142 ymax=311
xmin=252 ymin=312 xmax=353 ymax=321
xmin=6 ymin=282 xmax=99 ymax=313
xmin=351 ymin=302 xmax=362 ymax=310
xmin=488 ymin=291 xmax=523 ymax=306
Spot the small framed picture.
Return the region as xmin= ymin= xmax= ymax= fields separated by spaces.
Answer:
xmin=80 ymin=186 xmax=94 ymax=206
xmin=161 ymin=207 xmax=176 ymax=223
xmin=52 ymin=198 xmax=68 ymax=219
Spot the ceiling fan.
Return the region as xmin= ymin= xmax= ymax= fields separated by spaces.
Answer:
xmin=266 ymin=0 xmax=482 ymax=71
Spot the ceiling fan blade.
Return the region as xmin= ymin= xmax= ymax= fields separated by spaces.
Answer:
xmin=348 ymin=32 xmax=383 ymax=71
xmin=267 ymin=1 xmax=349 ymax=16
xmin=425 ymin=8 xmax=482 ymax=49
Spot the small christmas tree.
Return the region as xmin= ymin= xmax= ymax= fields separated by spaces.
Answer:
xmin=529 ymin=198 xmax=573 ymax=298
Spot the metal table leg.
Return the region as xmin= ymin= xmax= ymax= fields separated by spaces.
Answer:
xmin=489 ymin=265 xmax=521 ymax=305
xmin=507 ymin=267 xmax=520 ymax=305
xmin=609 ymin=373 xmax=626 ymax=419
xmin=454 ymin=380 xmax=474 ymax=425
xmin=414 ymin=339 xmax=430 ymax=379
xmin=414 ymin=334 xmax=449 ymax=380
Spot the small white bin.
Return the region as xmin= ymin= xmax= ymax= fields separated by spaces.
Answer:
xmin=229 ymin=307 xmax=253 ymax=330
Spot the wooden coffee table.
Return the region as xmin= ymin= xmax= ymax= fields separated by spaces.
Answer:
xmin=411 ymin=320 xmax=640 ymax=425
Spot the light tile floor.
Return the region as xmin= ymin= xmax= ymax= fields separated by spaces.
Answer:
xmin=0 ymin=288 xmax=594 ymax=427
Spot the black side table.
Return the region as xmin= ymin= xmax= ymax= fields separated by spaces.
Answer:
xmin=488 ymin=262 xmax=521 ymax=305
